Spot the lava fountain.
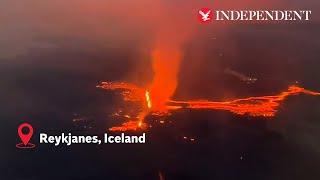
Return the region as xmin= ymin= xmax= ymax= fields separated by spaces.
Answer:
xmin=148 ymin=47 xmax=182 ymax=113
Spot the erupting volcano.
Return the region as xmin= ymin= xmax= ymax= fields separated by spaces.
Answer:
xmin=95 ymin=2 xmax=320 ymax=132
xmin=97 ymin=35 xmax=320 ymax=131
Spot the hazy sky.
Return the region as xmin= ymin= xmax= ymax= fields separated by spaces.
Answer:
xmin=0 ymin=0 xmax=318 ymax=59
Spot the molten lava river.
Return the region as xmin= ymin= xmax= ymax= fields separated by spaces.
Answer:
xmin=97 ymin=82 xmax=320 ymax=132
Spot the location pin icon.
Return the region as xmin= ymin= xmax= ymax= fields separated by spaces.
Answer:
xmin=18 ymin=123 xmax=33 ymax=146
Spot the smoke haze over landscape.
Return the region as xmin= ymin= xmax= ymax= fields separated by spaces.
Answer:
xmin=1 ymin=0 xmax=320 ymax=179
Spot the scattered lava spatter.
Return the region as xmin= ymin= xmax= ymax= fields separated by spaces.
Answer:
xmin=98 ymin=82 xmax=320 ymax=131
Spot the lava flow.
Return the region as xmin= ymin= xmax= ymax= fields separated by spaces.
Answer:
xmin=98 ymin=82 xmax=320 ymax=131
xmin=167 ymin=85 xmax=320 ymax=117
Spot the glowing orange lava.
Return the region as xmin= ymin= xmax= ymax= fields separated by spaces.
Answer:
xmin=109 ymin=120 xmax=147 ymax=132
xmin=145 ymin=90 xmax=152 ymax=109
xmin=167 ymin=85 xmax=320 ymax=117
xmin=98 ymin=82 xmax=320 ymax=131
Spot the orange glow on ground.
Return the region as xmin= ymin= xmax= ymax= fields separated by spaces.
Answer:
xmin=109 ymin=120 xmax=147 ymax=132
xmin=97 ymin=82 xmax=145 ymax=102
xmin=97 ymin=82 xmax=149 ymax=132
